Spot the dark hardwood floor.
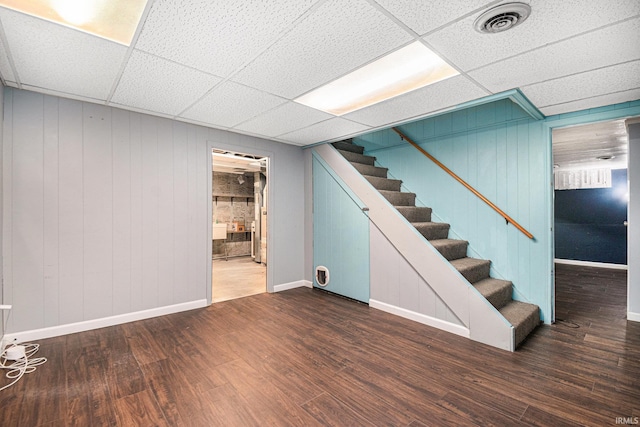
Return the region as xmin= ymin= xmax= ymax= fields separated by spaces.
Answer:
xmin=1 ymin=264 xmax=638 ymax=426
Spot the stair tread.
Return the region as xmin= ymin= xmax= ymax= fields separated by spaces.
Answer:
xmin=473 ymin=277 xmax=512 ymax=291
xmin=351 ymin=162 xmax=388 ymax=178
xmin=450 ymin=257 xmax=491 ymax=270
xmin=411 ymin=222 xmax=450 ymax=231
xmin=365 ymin=175 xmax=402 ymax=191
xmin=396 ymin=206 xmax=432 ymax=222
xmin=500 ymin=301 xmax=540 ymax=347
xmin=331 ymin=140 xmax=362 ymax=154
xmin=379 ymin=189 xmax=415 ymax=196
xmin=430 ymin=239 xmax=468 ymax=261
xmin=430 ymin=239 xmax=468 ymax=248
xmin=473 ymin=278 xmax=513 ymax=309
xmin=337 ymin=149 xmax=376 ymax=165
xmin=363 ymin=175 xmax=401 ymax=183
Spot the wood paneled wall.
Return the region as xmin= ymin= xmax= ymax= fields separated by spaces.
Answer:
xmin=2 ymin=88 xmax=306 ymax=335
xmin=355 ymin=99 xmax=553 ymax=322
xmin=312 ymin=155 xmax=370 ymax=303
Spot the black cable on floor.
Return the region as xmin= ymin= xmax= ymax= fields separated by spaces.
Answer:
xmin=555 ymin=318 xmax=580 ymax=329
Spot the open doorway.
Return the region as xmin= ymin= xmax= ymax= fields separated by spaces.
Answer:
xmin=212 ymin=149 xmax=268 ymax=303
xmin=552 ymin=119 xmax=629 ymax=321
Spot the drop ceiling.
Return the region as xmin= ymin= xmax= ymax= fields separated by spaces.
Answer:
xmin=0 ymin=0 xmax=639 ymax=146
xmin=553 ymin=119 xmax=629 ymax=171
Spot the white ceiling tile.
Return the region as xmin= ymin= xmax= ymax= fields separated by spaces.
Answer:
xmin=425 ymin=0 xmax=640 ymax=71
xmin=0 ymin=8 xmax=127 ymax=100
xmin=522 ymin=60 xmax=640 ymax=109
xmin=374 ymin=0 xmax=493 ymax=35
xmin=232 ymin=0 xmax=412 ymax=99
xmin=469 ymin=17 xmax=640 ymax=93
xmin=344 ymin=76 xmax=488 ymax=127
xmin=278 ymin=117 xmax=370 ymax=145
xmin=234 ymin=101 xmax=333 ymax=137
xmin=111 ymin=50 xmax=221 ymax=116
xmin=181 ymin=81 xmax=287 ymax=128
xmin=135 ymin=0 xmax=319 ymax=77
xmin=540 ymin=88 xmax=640 ymax=116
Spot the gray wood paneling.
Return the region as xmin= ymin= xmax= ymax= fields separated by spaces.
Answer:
xmin=83 ymin=103 xmax=114 ymax=320
xmin=112 ymin=107 xmax=132 ymax=316
xmin=3 ymin=88 xmax=306 ymax=335
xmin=12 ymin=90 xmax=45 ymax=329
xmin=58 ymin=97 xmax=84 ymax=325
xmin=43 ymin=95 xmax=59 ymax=327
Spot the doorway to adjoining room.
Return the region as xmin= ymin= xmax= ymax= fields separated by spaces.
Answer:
xmin=212 ymin=149 xmax=268 ymax=302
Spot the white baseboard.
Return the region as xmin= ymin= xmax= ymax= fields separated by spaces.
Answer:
xmin=369 ymin=299 xmax=469 ymax=338
xmin=554 ymin=258 xmax=627 ymax=270
xmin=628 ymin=311 xmax=640 ymax=322
xmin=2 ymin=299 xmax=208 ymax=346
xmin=274 ymin=280 xmax=312 ymax=292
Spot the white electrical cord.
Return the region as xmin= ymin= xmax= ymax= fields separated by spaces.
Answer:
xmin=0 ymin=343 xmax=47 ymax=392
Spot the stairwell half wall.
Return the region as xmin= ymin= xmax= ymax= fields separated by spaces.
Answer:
xmin=355 ymin=99 xmax=552 ymax=322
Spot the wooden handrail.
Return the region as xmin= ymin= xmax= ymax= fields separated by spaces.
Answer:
xmin=392 ymin=127 xmax=534 ymax=240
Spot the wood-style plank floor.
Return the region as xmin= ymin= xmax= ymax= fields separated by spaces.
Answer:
xmin=1 ymin=264 xmax=638 ymax=426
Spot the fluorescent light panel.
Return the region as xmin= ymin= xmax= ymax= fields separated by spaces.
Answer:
xmin=295 ymin=42 xmax=459 ymax=116
xmin=0 ymin=0 xmax=148 ymax=45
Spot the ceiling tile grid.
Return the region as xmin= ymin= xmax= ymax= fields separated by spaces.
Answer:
xmin=181 ymin=80 xmax=287 ymax=128
xmin=344 ymin=75 xmax=488 ymax=127
xmin=231 ymin=0 xmax=413 ymax=99
xmin=522 ymin=60 xmax=640 ymax=110
xmin=111 ymin=49 xmax=222 ymax=116
xmin=0 ymin=0 xmax=639 ymax=146
xmin=469 ymin=17 xmax=640 ymax=94
xmin=233 ymin=101 xmax=333 ymax=138
xmin=0 ymin=8 xmax=127 ymax=100
xmin=373 ymin=0 xmax=495 ymax=35
xmin=135 ymin=0 xmax=320 ymax=78
xmin=540 ymin=88 xmax=640 ymax=117
xmin=278 ymin=117 xmax=370 ymax=145
xmin=425 ymin=0 xmax=640 ymax=72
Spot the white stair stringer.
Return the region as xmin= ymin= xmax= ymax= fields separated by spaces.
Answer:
xmin=313 ymin=144 xmax=515 ymax=351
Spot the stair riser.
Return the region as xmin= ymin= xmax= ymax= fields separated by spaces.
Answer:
xmin=382 ymin=191 xmax=416 ymax=206
xmin=413 ymin=224 xmax=450 ymax=240
xmin=486 ymin=287 xmax=512 ymax=310
xmin=338 ymin=150 xmax=375 ymax=166
xmin=515 ymin=309 xmax=540 ymax=348
xmin=352 ymin=162 xmax=387 ymax=178
xmin=365 ymin=176 xmax=402 ymax=192
xmin=457 ymin=263 xmax=491 ymax=284
xmin=500 ymin=302 xmax=540 ymax=348
xmin=433 ymin=242 xmax=468 ymax=261
xmin=331 ymin=140 xmax=362 ymax=154
xmin=396 ymin=207 xmax=432 ymax=222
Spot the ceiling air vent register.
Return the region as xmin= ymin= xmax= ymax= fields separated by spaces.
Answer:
xmin=474 ymin=3 xmax=531 ymax=34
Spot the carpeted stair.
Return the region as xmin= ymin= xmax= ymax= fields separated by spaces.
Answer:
xmin=332 ymin=139 xmax=540 ymax=348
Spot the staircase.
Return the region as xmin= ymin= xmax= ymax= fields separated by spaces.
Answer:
xmin=332 ymin=139 xmax=540 ymax=348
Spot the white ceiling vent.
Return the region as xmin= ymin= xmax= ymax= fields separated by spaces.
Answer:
xmin=474 ymin=3 xmax=531 ymax=34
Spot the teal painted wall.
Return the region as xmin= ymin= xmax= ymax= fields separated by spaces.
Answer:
xmin=313 ymin=155 xmax=370 ymax=303
xmin=355 ymin=99 xmax=551 ymax=320
xmin=353 ymin=97 xmax=640 ymax=324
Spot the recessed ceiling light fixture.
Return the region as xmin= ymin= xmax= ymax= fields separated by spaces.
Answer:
xmin=0 ymin=0 xmax=148 ymax=45
xmin=597 ymin=155 xmax=615 ymax=160
xmin=294 ymin=41 xmax=459 ymax=116
xmin=474 ymin=2 xmax=531 ymax=34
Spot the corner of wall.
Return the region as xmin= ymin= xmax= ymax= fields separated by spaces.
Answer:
xmin=1 ymin=85 xmax=5 ymax=343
